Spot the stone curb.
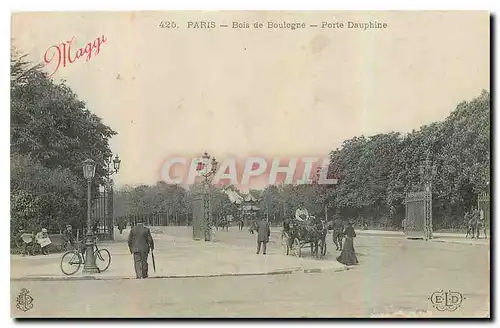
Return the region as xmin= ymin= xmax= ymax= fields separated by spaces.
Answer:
xmin=430 ymin=239 xmax=489 ymax=246
xmin=11 ymin=265 xmax=347 ymax=282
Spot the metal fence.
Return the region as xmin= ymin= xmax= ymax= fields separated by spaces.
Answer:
xmin=115 ymin=212 xmax=188 ymax=227
xmin=404 ymin=190 xmax=432 ymax=239
xmin=90 ymin=190 xmax=114 ymax=240
xmin=478 ymin=192 xmax=490 ymax=229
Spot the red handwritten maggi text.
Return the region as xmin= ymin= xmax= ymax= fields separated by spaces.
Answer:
xmin=43 ymin=35 xmax=107 ymax=77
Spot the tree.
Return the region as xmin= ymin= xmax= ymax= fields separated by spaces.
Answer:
xmin=10 ymin=48 xmax=117 ymax=232
xmin=321 ymin=90 xmax=490 ymax=229
xmin=11 ymin=48 xmax=117 ymax=192
xmin=260 ymin=185 xmax=283 ymax=222
xmin=11 ymin=153 xmax=84 ymax=235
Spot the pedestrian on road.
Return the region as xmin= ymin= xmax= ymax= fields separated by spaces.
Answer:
xmin=118 ymin=219 xmax=126 ymax=234
xmin=331 ymin=217 xmax=344 ymax=251
xmin=127 ymin=217 xmax=155 ymax=279
xmin=91 ymin=219 xmax=99 ymax=235
xmin=337 ymin=220 xmax=359 ymax=266
xmin=256 ymin=217 xmax=271 ymax=255
xmin=62 ymin=224 xmax=76 ymax=250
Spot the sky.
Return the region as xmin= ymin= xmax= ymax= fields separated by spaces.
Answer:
xmin=11 ymin=11 xmax=490 ymax=189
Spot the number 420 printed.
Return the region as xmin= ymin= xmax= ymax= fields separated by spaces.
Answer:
xmin=159 ymin=21 xmax=178 ymax=28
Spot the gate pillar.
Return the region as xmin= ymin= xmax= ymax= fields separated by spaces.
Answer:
xmin=404 ymin=190 xmax=433 ymax=240
xmin=192 ymin=192 xmax=204 ymax=240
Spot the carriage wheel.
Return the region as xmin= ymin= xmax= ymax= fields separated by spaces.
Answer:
xmin=292 ymin=238 xmax=301 ymax=258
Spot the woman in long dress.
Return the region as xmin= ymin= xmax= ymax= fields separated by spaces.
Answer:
xmin=337 ymin=220 xmax=359 ymax=266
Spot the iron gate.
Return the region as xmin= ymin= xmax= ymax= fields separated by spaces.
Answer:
xmin=404 ymin=190 xmax=433 ymax=239
xmin=477 ymin=192 xmax=490 ymax=232
xmin=91 ymin=190 xmax=114 ymax=240
xmin=115 ymin=212 xmax=185 ymax=227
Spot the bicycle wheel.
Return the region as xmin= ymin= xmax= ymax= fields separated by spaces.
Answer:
xmin=60 ymin=250 xmax=82 ymax=275
xmin=95 ymin=248 xmax=111 ymax=272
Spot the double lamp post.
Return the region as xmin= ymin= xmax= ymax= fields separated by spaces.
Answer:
xmin=195 ymin=152 xmax=218 ymax=241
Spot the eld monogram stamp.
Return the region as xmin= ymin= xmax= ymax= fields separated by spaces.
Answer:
xmin=16 ymin=288 xmax=34 ymax=312
xmin=429 ymin=290 xmax=465 ymax=312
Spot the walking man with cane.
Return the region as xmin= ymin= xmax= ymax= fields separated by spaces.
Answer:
xmin=256 ymin=216 xmax=271 ymax=255
xmin=127 ymin=217 xmax=155 ymax=279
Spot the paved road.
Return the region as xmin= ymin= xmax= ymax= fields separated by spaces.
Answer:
xmin=11 ymin=227 xmax=346 ymax=279
xmin=11 ymin=228 xmax=490 ymax=318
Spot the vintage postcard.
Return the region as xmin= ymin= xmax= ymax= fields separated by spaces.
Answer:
xmin=10 ymin=11 xmax=490 ymax=318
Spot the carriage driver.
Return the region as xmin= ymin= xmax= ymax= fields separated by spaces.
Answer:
xmin=295 ymin=204 xmax=310 ymax=222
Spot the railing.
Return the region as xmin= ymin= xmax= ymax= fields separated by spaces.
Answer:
xmin=115 ymin=212 xmax=189 ymax=227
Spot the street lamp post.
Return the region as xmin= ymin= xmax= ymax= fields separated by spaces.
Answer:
xmin=195 ymin=152 xmax=218 ymax=241
xmin=82 ymin=158 xmax=99 ymax=274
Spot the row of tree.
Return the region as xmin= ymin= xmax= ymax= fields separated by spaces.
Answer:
xmin=258 ymin=90 xmax=490 ymax=229
xmin=114 ymin=91 xmax=490 ymax=230
xmin=10 ymin=45 xmax=489 ymax=233
xmin=113 ymin=182 xmax=241 ymax=225
xmin=10 ymin=49 xmax=117 ymax=236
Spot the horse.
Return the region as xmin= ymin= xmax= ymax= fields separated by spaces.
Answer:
xmin=465 ymin=209 xmax=487 ymax=239
xmin=288 ymin=216 xmax=327 ymax=259
xmin=466 ymin=220 xmax=487 ymax=239
xmin=312 ymin=217 xmax=328 ymax=258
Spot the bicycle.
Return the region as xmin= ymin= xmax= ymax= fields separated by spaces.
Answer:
xmin=60 ymin=239 xmax=111 ymax=275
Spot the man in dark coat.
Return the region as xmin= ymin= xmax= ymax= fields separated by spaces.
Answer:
xmin=127 ymin=218 xmax=154 ymax=278
xmin=256 ymin=218 xmax=271 ymax=255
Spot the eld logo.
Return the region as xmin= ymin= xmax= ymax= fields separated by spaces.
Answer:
xmin=429 ymin=290 xmax=465 ymax=312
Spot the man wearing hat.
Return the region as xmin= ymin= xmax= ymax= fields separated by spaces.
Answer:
xmin=256 ymin=216 xmax=271 ymax=255
xmin=127 ymin=217 xmax=155 ymax=279
xmin=62 ymin=224 xmax=76 ymax=250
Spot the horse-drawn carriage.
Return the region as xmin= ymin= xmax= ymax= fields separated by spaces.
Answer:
xmin=280 ymin=216 xmax=328 ymax=259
